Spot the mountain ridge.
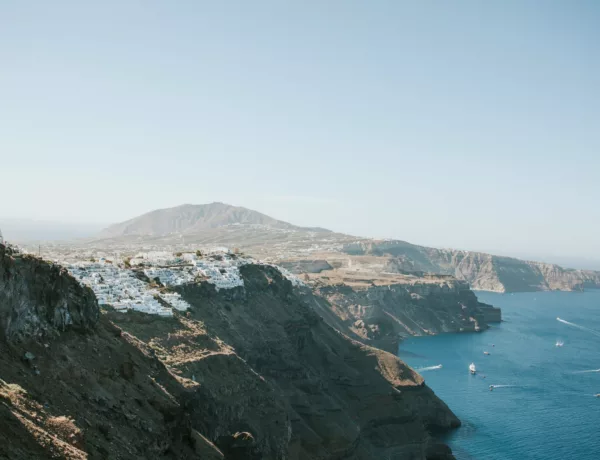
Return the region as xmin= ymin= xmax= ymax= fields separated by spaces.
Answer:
xmin=344 ymin=240 xmax=600 ymax=292
xmin=100 ymin=202 xmax=331 ymax=237
xmin=95 ymin=203 xmax=600 ymax=293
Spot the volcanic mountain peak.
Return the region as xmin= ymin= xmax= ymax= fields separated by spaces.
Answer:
xmin=101 ymin=202 xmax=331 ymax=237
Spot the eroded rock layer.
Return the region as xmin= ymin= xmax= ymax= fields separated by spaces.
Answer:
xmin=344 ymin=240 xmax=600 ymax=293
xmin=312 ymin=278 xmax=501 ymax=353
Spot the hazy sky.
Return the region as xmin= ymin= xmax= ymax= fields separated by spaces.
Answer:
xmin=1 ymin=1 xmax=599 ymax=258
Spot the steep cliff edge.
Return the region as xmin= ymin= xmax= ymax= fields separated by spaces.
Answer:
xmin=0 ymin=245 xmax=207 ymax=459
xmin=344 ymin=240 xmax=600 ymax=292
xmin=163 ymin=264 xmax=461 ymax=459
xmin=0 ymin=244 xmax=98 ymax=341
xmin=0 ymin=245 xmax=460 ymax=459
xmin=311 ymin=278 xmax=501 ymax=354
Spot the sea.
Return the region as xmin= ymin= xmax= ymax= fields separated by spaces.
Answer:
xmin=398 ymin=290 xmax=600 ymax=460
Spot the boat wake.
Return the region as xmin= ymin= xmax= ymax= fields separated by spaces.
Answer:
xmin=556 ymin=317 xmax=600 ymax=338
xmin=416 ymin=364 xmax=443 ymax=372
xmin=572 ymin=369 xmax=600 ymax=374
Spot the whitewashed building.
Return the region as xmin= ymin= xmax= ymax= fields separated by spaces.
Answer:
xmin=66 ymin=248 xmax=303 ymax=316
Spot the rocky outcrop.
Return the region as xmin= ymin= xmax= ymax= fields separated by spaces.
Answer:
xmin=278 ymin=259 xmax=333 ymax=274
xmin=345 ymin=240 xmax=600 ymax=293
xmin=0 ymin=246 xmax=460 ymax=459
xmin=0 ymin=244 xmax=98 ymax=341
xmin=313 ymin=279 xmax=501 ymax=353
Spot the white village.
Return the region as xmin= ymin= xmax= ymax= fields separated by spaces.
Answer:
xmin=66 ymin=247 xmax=304 ymax=317
xmin=0 ymin=228 xmax=305 ymax=318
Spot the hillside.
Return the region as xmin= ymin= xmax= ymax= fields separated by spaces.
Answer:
xmin=100 ymin=203 xmax=330 ymax=238
xmin=341 ymin=240 xmax=600 ymax=293
xmin=87 ymin=203 xmax=600 ymax=293
xmin=309 ymin=276 xmax=501 ymax=354
xmin=0 ymin=244 xmax=460 ymax=459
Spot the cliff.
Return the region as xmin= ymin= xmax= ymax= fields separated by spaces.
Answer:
xmin=0 ymin=244 xmax=98 ymax=341
xmin=345 ymin=240 xmax=600 ymax=293
xmin=0 ymin=245 xmax=460 ymax=459
xmin=161 ymin=264 xmax=461 ymax=459
xmin=0 ymin=244 xmax=204 ymax=459
xmin=279 ymin=259 xmax=334 ymax=274
xmin=312 ymin=278 xmax=501 ymax=354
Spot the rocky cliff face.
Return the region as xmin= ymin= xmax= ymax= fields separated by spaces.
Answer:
xmin=163 ymin=265 xmax=460 ymax=459
xmin=279 ymin=259 xmax=333 ymax=274
xmin=0 ymin=245 xmax=460 ymax=459
xmin=1 ymin=244 xmax=205 ymax=459
xmin=312 ymin=279 xmax=501 ymax=353
xmin=346 ymin=240 xmax=600 ymax=293
xmin=428 ymin=251 xmax=600 ymax=292
xmin=0 ymin=244 xmax=98 ymax=341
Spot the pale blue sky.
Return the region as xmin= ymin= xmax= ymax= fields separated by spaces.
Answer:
xmin=1 ymin=1 xmax=599 ymax=258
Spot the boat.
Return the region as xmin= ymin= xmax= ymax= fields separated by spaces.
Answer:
xmin=489 ymin=385 xmax=494 ymax=391
xmin=469 ymin=363 xmax=477 ymax=374
xmin=595 ymin=394 xmax=600 ymax=398
xmin=556 ymin=341 xmax=564 ymax=347
xmin=484 ymin=351 xmax=490 ymax=355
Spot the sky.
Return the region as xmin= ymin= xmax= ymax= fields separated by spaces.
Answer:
xmin=1 ymin=1 xmax=599 ymax=259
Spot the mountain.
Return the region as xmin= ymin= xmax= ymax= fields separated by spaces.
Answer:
xmin=100 ymin=202 xmax=330 ymax=238
xmin=94 ymin=203 xmax=600 ymax=293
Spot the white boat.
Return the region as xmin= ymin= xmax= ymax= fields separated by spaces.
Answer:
xmin=469 ymin=363 xmax=477 ymax=374
xmin=489 ymin=385 xmax=494 ymax=391
xmin=556 ymin=341 xmax=564 ymax=347
xmin=484 ymin=351 xmax=490 ymax=355
xmin=595 ymin=394 xmax=600 ymax=398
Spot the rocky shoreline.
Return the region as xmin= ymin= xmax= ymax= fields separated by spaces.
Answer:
xmin=311 ymin=278 xmax=501 ymax=354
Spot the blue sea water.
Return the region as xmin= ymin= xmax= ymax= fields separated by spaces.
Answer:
xmin=398 ymin=290 xmax=600 ymax=460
